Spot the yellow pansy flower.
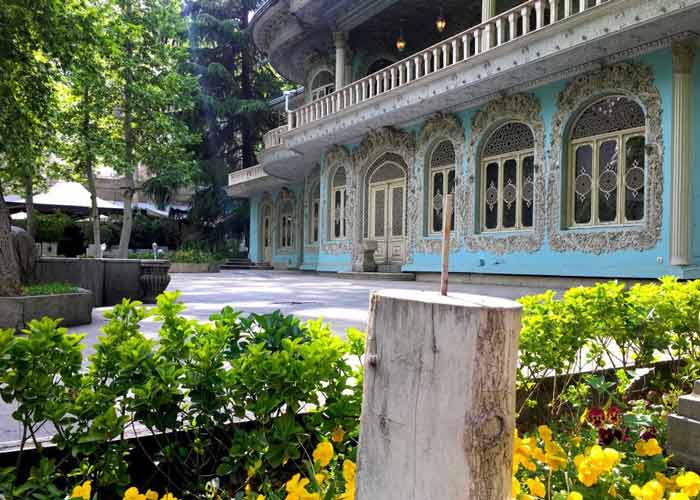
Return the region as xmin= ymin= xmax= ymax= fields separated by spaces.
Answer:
xmin=513 ymin=431 xmax=537 ymax=473
xmin=635 ymin=439 xmax=663 ymax=457
xmin=161 ymin=494 xmax=177 ymax=500
xmin=629 ymin=480 xmax=664 ymax=500
xmin=608 ymin=484 xmax=618 ymax=496
xmin=669 ymin=493 xmax=690 ymax=500
xmin=145 ymin=490 xmax=159 ymax=500
xmin=71 ymin=480 xmax=92 ymax=500
xmin=123 ymin=487 xmax=146 ymax=500
xmin=512 ymin=476 xmax=521 ymax=498
xmin=342 ymin=460 xmax=356 ymax=483
xmin=331 ymin=427 xmax=346 ymax=443
xmin=567 ymin=492 xmax=583 ymax=500
xmin=312 ymin=441 xmax=334 ymax=467
xmin=677 ymin=471 xmax=700 ymax=497
xmin=526 ymin=477 xmax=546 ymax=498
xmin=538 ymin=425 xmax=553 ymax=443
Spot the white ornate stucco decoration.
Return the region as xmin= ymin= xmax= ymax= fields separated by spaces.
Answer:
xmin=465 ymin=93 xmax=546 ymax=255
xmin=350 ymin=127 xmax=416 ymax=270
xmin=303 ymin=166 xmax=320 ymax=256
xmin=547 ymin=62 xmax=663 ymax=254
xmin=407 ymin=113 xmax=465 ymax=261
xmin=321 ymin=145 xmax=354 ymax=255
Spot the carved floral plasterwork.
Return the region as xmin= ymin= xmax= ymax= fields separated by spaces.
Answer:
xmin=547 ymin=62 xmax=663 ymax=254
xmin=407 ymin=113 xmax=465 ymax=261
xmin=350 ymin=127 xmax=416 ymax=269
xmin=320 ymin=145 xmax=354 ymax=255
xmin=465 ymin=93 xmax=546 ymax=255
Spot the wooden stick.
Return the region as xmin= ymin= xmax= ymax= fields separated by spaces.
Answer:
xmin=440 ymin=194 xmax=453 ymax=296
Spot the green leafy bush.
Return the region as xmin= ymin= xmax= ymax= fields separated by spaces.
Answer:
xmin=0 ymin=293 xmax=365 ymax=499
xmin=168 ymin=247 xmax=221 ymax=264
xmin=21 ymin=282 xmax=80 ymax=296
xmin=518 ymin=277 xmax=700 ymax=417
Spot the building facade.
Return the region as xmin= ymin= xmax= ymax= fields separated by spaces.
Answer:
xmin=227 ymin=0 xmax=700 ymax=279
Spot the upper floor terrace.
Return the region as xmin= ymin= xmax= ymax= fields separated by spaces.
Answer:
xmin=242 ymin=0 xmax=700 ymax=185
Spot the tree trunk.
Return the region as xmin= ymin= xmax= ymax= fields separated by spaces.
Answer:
xmin=83 ymin=84 xmax=102 ymax=258
xmin=24 ymin=173 xmax=36 ymax=240
xmin=240 ymin=3 xmax=255 ymax=169
xmin=117 ymin=0 xmax=135 ymax=259
xmin=0 ymin=183 xmax=22 ymax=297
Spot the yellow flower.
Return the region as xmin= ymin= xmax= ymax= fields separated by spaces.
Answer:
xmin=655 ymin=473 xmax=678 ymax=492
xmin=71 ymin=480 xmax=92 ymax=500
xmin=123 ymin=487 xmax=146 ymax=500
xmin=285 ymin=473 xmax=319 ymax=500
xmin=512 ymin=476 xmax=521 ymax=498
xmin=513 ymin=431 xmax=537 ymax=473
xmin=257 ymin=496 xmax=265 ymax=500
xmin=608 ymin=484 xmax=618 ymax=497
xmin=145 ymin=490 xmax=159 ymax=500
xmin=312 ymin=441 xmax=334 ymax=468
xmin=342 ymin=460 xmax=356 ymax=483
xmin=526 ymin=477 xmax=546 ymax=498
xmin=635 ymin=439 xmax=663 ymax=457
xmin=331 ymin=427 xmax=346 ymax=443
xmin=314 ymin=472 xmax=327 ymax=485
xmin=571 ymin=436 xmax=583 ymax=447
xmin=574 ymin=445 xmax=620 ymax=487
xmin=543 ymin=440 xmax=568 ymax=471
xmin=567 ymin=493 xmax=583 ymax=500
xmin=634 ymin=463 xmax=645 ymax=473
xmin=629 ymin=480 xmax=664 ymax=500
xmin=669 ymin=493 xmax=690 ymax=500
xmin=677 ymin=472 xmax=700 ymax=497
xmin=538 ymin=425 xmax=553 ymax=443
xmin=161 ymin=494 xmax=177 ymax=500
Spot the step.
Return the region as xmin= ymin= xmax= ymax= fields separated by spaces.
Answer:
xmin=220 ymin=264 xmax=273 ymax=270
xmin=336 ymin=271 xmax=416 ymax=282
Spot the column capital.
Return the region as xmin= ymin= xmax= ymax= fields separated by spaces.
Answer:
xmin=672 ymin=41 xmax=695 ymax=75
xmin=332 ymin=31 xmax=348 ymax=50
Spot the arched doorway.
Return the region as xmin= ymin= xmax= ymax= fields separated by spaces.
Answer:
xmin=260 ymin=203 xmax=273 ymax=263
xmin=366 ymin=160 xmax=407 ymax=267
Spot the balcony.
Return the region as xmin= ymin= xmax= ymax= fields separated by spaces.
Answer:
xmin=226 ymin=165 xmax=288 ymax=198
xmin=259 ymin=0 xmax=700 ymax=181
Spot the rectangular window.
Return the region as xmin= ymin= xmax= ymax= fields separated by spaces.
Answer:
xmin=481 ymin=151 xmax=534 ymax=232
xmin=332 ymin=188 xmax=346 ymax=240
xmin=429 ymin=167 xmax=455 ymax=234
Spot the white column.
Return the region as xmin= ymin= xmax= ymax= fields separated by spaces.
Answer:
xmin=482 ymin=0 xmax=496 ymax=22
xmin=670 ymin=42 xmax=694 ymax=266
xmin=333 ymin=32 xmax=348 ymax=91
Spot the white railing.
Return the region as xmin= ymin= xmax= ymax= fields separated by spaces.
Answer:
xmin=228 ymin=164 xmax=266 ymax=186
xmin=287 ymin=0 xmax=610 ymax=131
xmin=263 ymin=125 xmax=288 ymax=149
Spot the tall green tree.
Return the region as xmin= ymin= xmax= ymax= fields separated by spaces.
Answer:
xmin=183 ymin=0 xmax=286 ymax=246
xmin=0 ymin=0 xmax=91 ymax=296
xmin=112 ymin=0 xmax=198 ymax=257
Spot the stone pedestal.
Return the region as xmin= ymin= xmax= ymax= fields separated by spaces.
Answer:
xmin=668 ymin=381 xmax=700 ymax=469
xmin=139 ymin=260 xmax=171 ymax=304
xmin=357 ymin=290 xmax=521 ymax=500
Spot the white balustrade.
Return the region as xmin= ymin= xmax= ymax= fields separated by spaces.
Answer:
xmin=284 ymin=0 xmax=610 ymax=132
xmin=228 ymin=164 xmax=266 ymax=186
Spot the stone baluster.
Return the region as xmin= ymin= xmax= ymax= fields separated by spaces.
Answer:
xmin=521 ymin=6 xmax=531 ymax=34
xmin=535 ymin=1 xmax=544 ymax=29
xmin=508 ymin=12 xmax=518 ymax=40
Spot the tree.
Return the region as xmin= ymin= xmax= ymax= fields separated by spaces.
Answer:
xmin=183 ymin=0 xmax=287 ymax=247
xmin=111 ymin=0 xmax=198 ymax=258
xmin=0 ymin=0 xmax=90 ymax=296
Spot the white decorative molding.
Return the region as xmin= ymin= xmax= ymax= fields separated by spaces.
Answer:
xmin=350 ymin=127 xmax=416 ymax=270
xmin=670 ymin=41 xmax=694 ymax=265
xmin=407 ymin=113 xmax=465 ymax=261
xmin=465 ymin=94 xmax=546 ymax=255
xmin=547 ymin=62 xmax=664 ymax=254
xmin=321 ymin=145 xmax=354 ymax=255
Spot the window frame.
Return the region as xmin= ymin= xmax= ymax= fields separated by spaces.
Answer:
xmin=567 ymin=126 xmax=645 ymax=228
xmin=480 ymin=148 xmax=535 ymax=233
xmin=310 ymin=70 xmax=334 ymax=102
xmin=279 ymin=202 xmax=294 ymax=249
xmin=428 ymin=166 xmax=456 ymax=235
xmin=330 ymin=185 xmax=347 ymax=240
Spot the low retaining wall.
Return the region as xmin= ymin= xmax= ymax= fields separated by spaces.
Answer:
xmin=0 ymin=289 xmax=93 ymax=330
xmin=170 ymin=262 xmax=220 ymax=273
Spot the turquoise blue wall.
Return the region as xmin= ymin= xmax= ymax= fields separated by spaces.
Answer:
xmin=248 ymin=48 xmax=700 ymax=278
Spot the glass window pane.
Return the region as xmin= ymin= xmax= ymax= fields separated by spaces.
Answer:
xmin=392 ymin=186 xmax=404 ymax=237
xmin=484 ymin=162 xmax=499 ymax=230
xmin=448 ymin=169 xmax=455 ymax=230
xmin=432 ymin=172 xmax=444 ymax=233
xmin=598 ymin=139 xmax=618 ymax=223
xmin=502 ymin=159 xmax=517 ymax=229
xmin=334 ymin=190 xmax=341 ymax=238
xmin=625 ymin=136 xmax=645 ymax=221
xmin=313 ymin=201 xmax=319 ymax=242
xmin=521 ymin=156 xmax=534 ymax=228
xmin=341 ymin=190 xmax=346 ymax=237
xmin=374 ymin=190 xmax=385 ymax=238
xmin=574 ymin=145 xmax=593 ymax=224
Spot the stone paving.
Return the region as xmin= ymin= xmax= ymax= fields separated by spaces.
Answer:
xmin=0 ymin=269 xmax=564 ymax=445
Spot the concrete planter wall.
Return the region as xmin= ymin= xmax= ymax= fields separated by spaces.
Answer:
xmin=0 ymin=288 xmax=93 ymax=330
xmin=34 ymin=258 xmax=171 ymax=306
xmin=169 ymin=262 xmax=220 ymax=273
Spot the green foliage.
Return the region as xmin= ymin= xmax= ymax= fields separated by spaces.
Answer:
xmin=0 ymin=292 xmax=365 ymax=498
xmin=518 ymin=277 xmax=700 ymax=417
xmin=35 ymin=212 xmax=75 ymax=243
xmin=22 ymin=282 xmax=80 ymax=296
xmin=169 ymin=248 xmax=222 ymax=264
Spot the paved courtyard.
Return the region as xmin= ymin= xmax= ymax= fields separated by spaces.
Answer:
xmin=1 ymin=270 xmax=564 ymax=445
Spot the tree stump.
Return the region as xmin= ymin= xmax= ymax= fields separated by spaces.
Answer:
xmin=357 ymin=290 xmax=521 ymax=500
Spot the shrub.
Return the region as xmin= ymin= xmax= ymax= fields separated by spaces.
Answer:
xmin=0 ymin=293 xmax=365 ymax=499
xmin=22 ymin=282 xmax=80 ymax=296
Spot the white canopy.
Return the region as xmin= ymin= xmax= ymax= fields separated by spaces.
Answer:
xmin=6 ymin=181 xmax=122 ymax=211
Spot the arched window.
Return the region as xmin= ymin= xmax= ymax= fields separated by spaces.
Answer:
xmin=331 ymin=168 xmax=347 ymax=240
xmin=428 ymin=140 xmax=456 ymax=234
xmin=310 ymin=70 xmax=334 ymax=102
xmin=279 ymin=199 xmax=294 ymax=249
xmin=568 ymin=96 xmax=646 ymax=226
xmin=481 ymin=122 xmax=535 ymax=231
xmin=308 ymin=181 xmax=320 ymax=244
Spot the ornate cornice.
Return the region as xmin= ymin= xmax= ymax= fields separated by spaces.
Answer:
xmin=547 ymin=62 xmax=664 ymax=254
xmin=407 ymin=113 xmax=465 ymax=260
xmin=465 ymin=93 xmax=546 ymax=255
